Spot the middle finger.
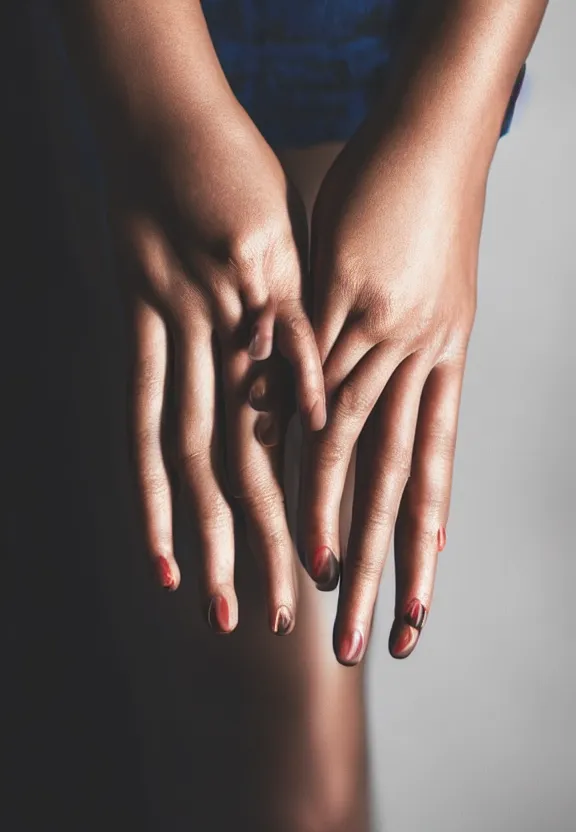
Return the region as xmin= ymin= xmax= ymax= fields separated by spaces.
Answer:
xmin=222 ymin=341 xmax=298 ymax=636
xmin=299 ymin=340 xmax=405 ymax=588
xmin=333 ymin=354 xmax=432 ymax=665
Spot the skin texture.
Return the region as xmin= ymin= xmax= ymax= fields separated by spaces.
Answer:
xmin=46 ymin=0 xmax=548 ymax=827
xmin=59 ymin=0 xmax=326 ymax=634
xmin=293 ymin=0 xmax=549 ymax=663
xmin=57 ymin=0 xmax=547 ymax=661
xmin=113 ymin=103 xmax=324 ymax=634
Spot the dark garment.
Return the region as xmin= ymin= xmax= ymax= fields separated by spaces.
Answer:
xmin=201 ymin=0 xmax=525 ymax=146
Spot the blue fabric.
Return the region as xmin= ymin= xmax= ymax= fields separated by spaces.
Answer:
xmin=202 ymin=0 xmax=525 ymax=147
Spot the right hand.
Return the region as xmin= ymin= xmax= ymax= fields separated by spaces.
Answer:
xmin=109 ymin=94 xmax=325 ymax=635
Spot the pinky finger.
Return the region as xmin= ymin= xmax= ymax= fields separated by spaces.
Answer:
xmin=389 ymin=361 xmax=464 ymax=659
xmin=132 ymin=298 xmax=180 ymax=591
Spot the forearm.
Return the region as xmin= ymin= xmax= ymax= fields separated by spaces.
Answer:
xmin=56 ymin=0 xmax=231 ymax=147
xmin=382 ymin=0 xmax=548 ymax=171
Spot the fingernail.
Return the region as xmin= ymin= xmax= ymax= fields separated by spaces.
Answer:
xmin=340 ymin=629 xmax=364 ymax=665
xmin=438 ymin=526 xmax=447 ymax=552
xmin=307 ymin=546 xmax=339 ymax=590
xmin=273 ymin=605 xmax=293 ymax=636
xmin=389 ymin=620 xmax=418 ymax=659
xmin=207 ymin=595 xmax=231 ymax=634
xmin=404 ymin=598 xmax=427 ymax=631
xmin=247 ymin=329 xmax=261 ymax=359
xmin=309 ymin=397 xmax=326 ymax=432
xmin=249 ymin=379 xmax=266 ymax=409
xmin=156 ymin=556 xmax=176 ymax=590
xmin=256 ymin=415 xmax=278 ymax=448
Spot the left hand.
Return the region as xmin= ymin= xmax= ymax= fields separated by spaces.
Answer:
xmin=299 ymin=121 xmax=489 ymax=664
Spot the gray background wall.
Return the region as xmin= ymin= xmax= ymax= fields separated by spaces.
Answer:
xmin=368 ymin=2 xmax=575 ymax=829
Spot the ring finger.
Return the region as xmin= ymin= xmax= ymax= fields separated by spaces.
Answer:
xmin=389 ymin=360 xmax=464 ymax=659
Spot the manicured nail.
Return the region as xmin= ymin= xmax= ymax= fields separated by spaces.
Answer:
xmin=309 ymin=397 xmax=326 ymax=432
xmin=438 ymin=526 xmax=446 ymax=552
xmin=389 ymin=620 xmax=417 ymax=659
xmin=340 ymin=629 xmax=364 ymax=665
xmin=404 ymin=598 xmax=427 ymax=631
xmin=207 ymin=595 xmax=231 ymax=634
xmin=307 ymin=546 xmax=339 ymax=589
xmin=256 ymin=414 xmax=278 ymax=448
xmin=273 ymin=605 xmax=293 ymax=636
xmin=156 ymin=556 xmax=175 ymax=590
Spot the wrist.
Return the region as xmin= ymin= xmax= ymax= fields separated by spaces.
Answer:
xmin=57 ymin=0 xmax=234 ymax=158
xmin=363 ymin=0 xmax=546 ymax=182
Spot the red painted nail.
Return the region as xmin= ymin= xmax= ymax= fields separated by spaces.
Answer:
xmin=273 ymin=606 xmax=293 ymax=636
xmin=389 ymin=623 xmax=417 ymax=659
xmin=156 ymin=557 xmax=175 ymax=590
xmin=308 ymin=546 xmax=338 ymax=587
xmin=340 ymin=629 xmax=364 ymax=665
xmin=438 ymin=526 xmax=447 ymax=552
xmin=404 ymin=598 xmax=427 ymax=631
xmin=208 ymin=595 xmax=231 ymax=634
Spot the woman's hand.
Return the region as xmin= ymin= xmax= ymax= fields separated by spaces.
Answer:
xmin=299 ymin=121 xmax=488 ymax=663
xmin=112 ymin=94 xmax=324 ymax=634
xmin=57 ymin=0 xmax=326 ymax=635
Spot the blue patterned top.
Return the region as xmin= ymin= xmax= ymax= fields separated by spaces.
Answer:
xmin=202 ymin=0 xmax=525 ymax=147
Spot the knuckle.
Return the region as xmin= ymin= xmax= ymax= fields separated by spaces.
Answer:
xmin=178 ymin=444 xmax=211 ymax=472
xmin=231 ymin=461 xmax=282 ymax=503
xmin=133 ymin=424 xmax=157 ymax=455
xmin=140 ymin=469 xmax=171 ymax=499
xmin=259 ymin=523 xmax=287 ymax=555
xmin=196 ymin=499 xmax=232 ymax=533
xmin=382 ymin=446 xmax=413 ymax=487
xmin=133 ymin=354 xmax=164 ymax=398
xmin=333 ymin=379 xmax=372 ymax=421
xmin=314 ymin=434 xmax=347 ymax=468
xmin=362 ymin=499 xmax=396 ymax=532
xmin=281 ymin=310 xmax=309 ymax=340
xmin=350 ymin=555 xmax=383 ymax=586
xmin=428 ymin=424 xmax=457 ymax=465
xmin=226 ymin=222 xmax=287 ymax=276
xmin=402 ymin=485 xmax=445 ymax=532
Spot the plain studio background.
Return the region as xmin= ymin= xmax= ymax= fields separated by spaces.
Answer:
xmin=369 ymin=2 xmax=576 ymax=830
xmin=2 ymin=1 xmax=574 ymax=831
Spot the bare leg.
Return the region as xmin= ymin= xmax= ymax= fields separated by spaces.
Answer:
xmin=35 ymin=37 xmax=369 ymax=821
xmin=273 ymin=142 xmax=369 ymax=831
xmin=163 ymin=143 xmax=369 ymax=832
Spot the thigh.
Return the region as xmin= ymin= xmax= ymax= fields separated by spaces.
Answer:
xmin=181 ymin=142 xmax=369 ymax=831
xmin=33 ymin=14 xmax=370 ymax=814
